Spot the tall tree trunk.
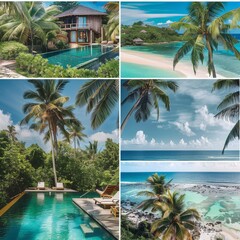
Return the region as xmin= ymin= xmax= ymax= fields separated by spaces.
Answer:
xmin=48 ymin=121 xmax=58 ymax=187
xmin=74 ymin=137 xmax=76 ymax=159
xmin=206 ymin=38 xmax=217 ymax=78
xmin=121 ymin=94 xmax=144 ymax=132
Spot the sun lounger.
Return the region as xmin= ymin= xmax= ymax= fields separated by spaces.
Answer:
xmin=101 ymin=40 xmax=108 ymax=45
xmin=96 ymin=185 xmax=119 ymax=198
xmin=52 ymin=182 xmax=64 ymax=190
xmin=37 ymin=182 xmax=45 ymax=190
xmin=110 ymin=205 xmax=119 ymax=218
xmin=93 ymin=191 xmax=119 ymax=208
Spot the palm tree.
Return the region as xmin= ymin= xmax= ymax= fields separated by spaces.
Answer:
xmin=5 ymin=125 xmax=17 ymax=142
xmin=151 ymin=191 xmax=201 ymax=240
xmin=76 ymin=80 xmax=119 ymax=130
xmin=84 ymin=141 xmax=98 ymax=161
xmin=65 ymin=122 xmax=87 ymax=158
xmin=21 ymin=80 xmax=77 ymax=186
xmin=104 ymin=2 xmax=119 ymax=41
xmin=138 ymin=173 xmax=172 ymax=212
xmin=0 ymin=2 xmax=60 ymax=53
xmin=171 ymin=2 xmax=240 ymax=78
xmin=121 ymin=80 xmax=178 ymax=131
xmin=212 ymin=79 xmax=239 ymax=154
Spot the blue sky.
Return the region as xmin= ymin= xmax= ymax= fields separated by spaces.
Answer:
xmin=121 ymin=2 xmax=240 ymax=33
xmin=0 ymin=80 xmax=118 ymax=152
xmin=44 ymin=1 xmax=108 ymax=13
xmin=121 ymin=80 xmax=239 ymax=151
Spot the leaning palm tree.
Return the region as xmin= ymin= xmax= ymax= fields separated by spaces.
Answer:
xmin=5 ymin=125 xmax=17 ymax=142
xmin=171 ymin=2 xmax=240 ymax=78
xmin=121 ymin=80 xmax=178 ymax=131
xmin=76 ymin=80 xmax=119 ymax=130
xmin=212 ymin=79 xmax=239 ymax=154
xmin=65 ymin=122 xmax=87 ymax=158
xmin=21 ymin=80 xmax=77 ymax=186
xmin=104 ymin=2 xmax=119 ymax=41
xmin=151 ymin=191 xmax=201 ymax=240
xmin=0 ymin=2 xmax=60 ymax=53
xmin=138 ymin=173 xmax=172 ymax=212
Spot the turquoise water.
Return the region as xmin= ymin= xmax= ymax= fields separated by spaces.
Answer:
xmin=0 ymin=192 xmax=114 ymax=240
xmin=121 ymin=42 xmax=240 ymax=78
xmin=42 ymin=45 xmax=113 ymax=68
xmin=121 ymin=150 xmax=240 ymax=161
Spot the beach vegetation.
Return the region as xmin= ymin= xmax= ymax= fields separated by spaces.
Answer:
xmin=171 ymin=2 xmax=240 ymax=78
xmin=121 ymin=80 xmax=178 ymax=131
xmin=50 ymin=1 xmax=79 ymax=12
xmin=0 ymin=41 xmax=28 ymax=60
xmin=212 ymin=79 xmax=240 ymax=153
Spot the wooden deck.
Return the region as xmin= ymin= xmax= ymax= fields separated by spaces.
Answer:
xmin=73 ymin=198 xmax=119 ymax=239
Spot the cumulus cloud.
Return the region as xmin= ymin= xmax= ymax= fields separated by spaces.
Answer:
xmin=172 ymin=121 xmax=195 ymax=136
xmin=179 ymin=138 xmax=187 ymax=146
xmin=157 ymin=20 xmax=173 ymax=26
xmin=89 ymin=129 xmax=119 ymax=143
xmin=189 ymin=136 xmax=211 ymax=147
xmin=122 ymin=130 xmax=148 ymax=145
xmin=0 ymin=110 xmax=13 ymax=130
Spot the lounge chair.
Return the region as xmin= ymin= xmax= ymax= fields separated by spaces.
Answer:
xmin=37 ymin=182 xmax=45 ymax=190
xmin=93 ymin=191 xmax=119 ymax=209
xmin=107 ymin=41 xmax=114 ymax=45
xmin=110 ymin=205 xmax=119 ymax=218
xmin=52 ymin=182 xmax=64 ymax=190
xmin=101 ymin=40 xmax=108 ymax=45
xmin=96 ymin=185 xmax=119 ymax=198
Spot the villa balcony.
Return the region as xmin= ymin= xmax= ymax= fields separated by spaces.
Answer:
xmin=60 ymin=23 xmax=91 ymax=30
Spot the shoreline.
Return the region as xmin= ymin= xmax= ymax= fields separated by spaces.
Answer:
xmin=121 ymin=183 xmax=240 ymax=240
xmin=121 ymin=48 xmax=225 ymax=78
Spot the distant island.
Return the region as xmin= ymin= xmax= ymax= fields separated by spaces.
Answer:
xmin=121 ymin=21 xmax=184 ymax=46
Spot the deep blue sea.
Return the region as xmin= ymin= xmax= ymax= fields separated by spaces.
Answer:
xmin=121 ymin=172 xmax=240 ymax=185
xmin=121 ymin=150 xmax=239 ymax=161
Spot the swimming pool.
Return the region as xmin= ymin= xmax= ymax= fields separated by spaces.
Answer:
xmin=42 ymin=45 xmax=114 ymax=68
xmin=0 ymin=192 xmax=115 ymax=240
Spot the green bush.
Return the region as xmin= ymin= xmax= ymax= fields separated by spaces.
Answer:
xmin=16 ymin=53 xmax=119 ymax=77
xmin=0 ymin=41 xmax=28 ymax=60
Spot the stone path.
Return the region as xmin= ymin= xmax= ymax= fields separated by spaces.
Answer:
xmin=73 ymin=198 xmax=119 ymax=239
xmin=0 ymin=60 xmax=26 ymax=78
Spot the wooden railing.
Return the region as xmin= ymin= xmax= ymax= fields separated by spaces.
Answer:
xmin=60 ymin=23 xmax=91 ymax=30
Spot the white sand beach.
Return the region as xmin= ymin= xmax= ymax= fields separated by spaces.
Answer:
xmin=121 ymin=183 xmax=240 ymax=240
xmin=121 ymin=49 xmax=225 ymax=78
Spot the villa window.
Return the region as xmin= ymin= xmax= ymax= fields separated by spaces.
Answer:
xmin=78 ymin=17 xmax=87 ymax=27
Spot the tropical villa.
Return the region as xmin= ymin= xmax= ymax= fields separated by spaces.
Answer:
xmin=133 ymin=38 xmax=144 ymax=45
xmin=56 ymin=5 xmax=107 ymax=46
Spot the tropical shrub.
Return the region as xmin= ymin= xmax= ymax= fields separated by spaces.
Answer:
xmin=0 ymin=41 xmax=28 ymax=60
xmin=15 ymin=53 xmax=119 ymax=77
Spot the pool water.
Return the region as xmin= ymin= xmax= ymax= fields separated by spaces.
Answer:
xmin=0 ymin=192 xmax=114 ymax=240
xmin=42 ymin=45 xmax=113 ymax=68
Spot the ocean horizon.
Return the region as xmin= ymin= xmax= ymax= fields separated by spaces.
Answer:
xmin=121 ymin=150 xmax=240 ymax=161
xmin=121 ymin=172 xmax=240 ymax=185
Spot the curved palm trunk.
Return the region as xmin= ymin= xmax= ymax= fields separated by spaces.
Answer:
xmin=206 ymin=38 xmax=217 ymax=78
xmin=48 ymin=121 xmax=58 ymax=187
xmin=121 ymin=94 xmax=144 ymax=132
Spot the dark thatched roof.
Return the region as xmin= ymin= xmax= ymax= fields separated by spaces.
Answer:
xmin=56 ymin=5 xmax=107 ymax=18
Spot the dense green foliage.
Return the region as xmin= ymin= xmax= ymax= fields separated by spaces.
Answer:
xmin=15 ymin=53 xmax=119 ymax=77
xmin=50 ymin=2 xmax=79 ymax=11
xmin=0 ymin=41 xmax=28 ymax=60
xmin=121 ymin=23 xmax=183 ymax=46
xmin=0 ymin=130 xmax=119 ymax=209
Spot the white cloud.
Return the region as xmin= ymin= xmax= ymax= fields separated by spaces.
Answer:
xmin=157 ymin=20 xmax=173 ymax=26
xmin=189 ymin=136 xmax=211 ymax=147
xmin=170 ymin=140 xmax=175 ymax=146
xmin=0 ymin=110 xmax=13 ymax=130
xmin=122 ymin=130 xmax=147 ymax=145
xmin=179 ymin=138 xmax=187 ymax=146
xmin=172 ymin=121 xmax=195 ymax=136
xmin=200 ymin=123 xmax=206 ymax=131
xmin=89 ymin=129 xmax=119 ymax=143
xmin=150 ymin=138 xmax=156 ymax=145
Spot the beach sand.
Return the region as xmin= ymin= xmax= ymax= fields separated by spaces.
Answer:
xmin=121 ymin=183 xmax=240 ymax=240
xmin=121 ymin=49 xmax=225 ymax=78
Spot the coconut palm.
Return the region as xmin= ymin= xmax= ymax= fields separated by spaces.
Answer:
xmin=121 ymin=80 xmax=178 ymax=131
xmin=151 ymin=191 xmax=201 ymax=240
xmin=212 ymin=79 xmax=239 ymax=154
xmin=171 ymin=2 xmax=240 ymax=78
xmin=65 ymin=122 xmax=87 ymax=158
xmin=5 ymin=125 xmax=17 ymax=142
xmin=76 ymin=80 xmax=119 ymax=130
xmin=104 ymin=2 xmax=119 ymax=40
xmin=0 ymin=2 xmax=60 ymax=53
xmin=21 ymin=80 xmax=77 ymax=186
xmin=84 ymin=141 xmax=98 ymax=161
xmin=138 ymin=173 xmax=172 ymax=212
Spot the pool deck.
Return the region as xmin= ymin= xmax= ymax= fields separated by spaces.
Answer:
xmin=25 ymin=188 xmax=77 ymax=193
xmin=73 ymin=198 xmax=119 ymax=239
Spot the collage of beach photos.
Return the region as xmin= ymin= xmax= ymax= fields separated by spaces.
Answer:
xmin=0 ymin=1 xmax=239 ymax=240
